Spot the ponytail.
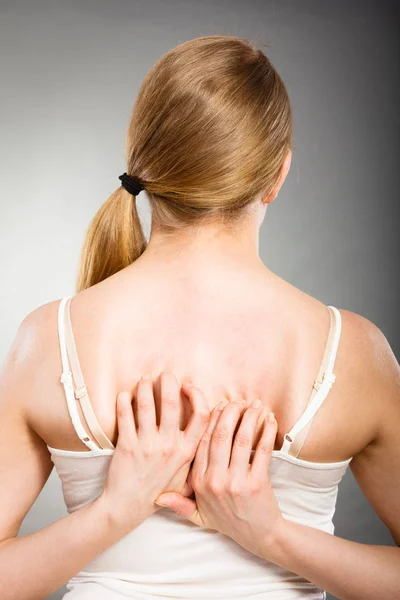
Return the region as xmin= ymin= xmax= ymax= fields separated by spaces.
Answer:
xmin=76 ymin=186 xmax=147 ymax=292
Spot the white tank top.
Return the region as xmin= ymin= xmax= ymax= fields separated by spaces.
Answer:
xmin=48 ymin=296 xmax=353 ymax=600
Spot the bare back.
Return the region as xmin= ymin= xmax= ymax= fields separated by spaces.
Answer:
xmin=27 ymin=265 xmax=378 ymax=465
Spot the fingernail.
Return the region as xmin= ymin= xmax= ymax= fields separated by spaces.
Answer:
xmin=251 ymin=399 xmax=261 ymax=409
xmin=268 ymin=411 xmax=275 ymax=423
xmin=141 ymin=373 xmax=151 ymax=380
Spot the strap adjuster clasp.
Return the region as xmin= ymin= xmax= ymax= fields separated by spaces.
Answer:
xmin=313 ymin=371 xmax=336 ymax=392
xmin=313 ymin=377 xmax=323 ymax=392
xmin=324 ymin=372 xmax=336 ymax=387
xmin=60 ymin=371 xmax=73 ymax=389
xmin=75 ymin=385 xmax=88 ymax=400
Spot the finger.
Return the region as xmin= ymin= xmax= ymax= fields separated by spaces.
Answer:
xmin=181 ymin=383 xmax=210 ymax=451
xmin=181 ymin=472 xmax=194 ymax=498
xmin=154 ymin=492 xmax=203 ymax=527
xmin=208 ymin=400 xmax=245 ymax=473
xmin=192 ymin=400 xmax=228 ymax=479
xmin=159 ymin=372 xmax=181 ymax=437
xmin=229 ymin=399 xmax=264 ymax=477
xmin=136 ymin=374 xmax=157 ymax=437
xmin=250 ymin=412 xmax=278 ymax=479
xmin=116 ymin=391 xmax=138 ymax=450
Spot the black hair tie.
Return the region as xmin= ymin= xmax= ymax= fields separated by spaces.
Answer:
xmin=118 ymin=172 xmax=145 ymax=196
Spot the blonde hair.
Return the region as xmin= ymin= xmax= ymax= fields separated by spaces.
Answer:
xmin=76 ymin=35 xmax=293 ymax=292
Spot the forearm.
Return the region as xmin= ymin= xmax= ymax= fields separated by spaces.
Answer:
xmin=263 ymin=517 xmax=400 ymax=600
xmin=0 ymin=495 xmax=135 ymax=600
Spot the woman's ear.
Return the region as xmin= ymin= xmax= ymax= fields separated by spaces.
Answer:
xmin=262 ymin=148 xmax=292 ymax=205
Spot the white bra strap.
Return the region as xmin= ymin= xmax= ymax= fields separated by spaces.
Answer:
xmin=287 ymin=306 xmax=336 ymax=457
xmin=65 ymin=297 xmax=115 ymax=450
xmin=58 ymin=296 xmax=100 ymax=451
xmin=281 ymin=305 xmax=342 ymax=455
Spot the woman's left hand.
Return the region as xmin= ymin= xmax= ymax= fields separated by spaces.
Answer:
xmin=155 ymin=392 xmax=285 ymax=559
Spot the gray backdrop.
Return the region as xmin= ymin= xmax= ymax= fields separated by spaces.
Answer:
xmin=0 ymin=1 xmax=398 ymax=599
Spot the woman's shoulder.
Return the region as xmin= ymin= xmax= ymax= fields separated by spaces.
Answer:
xmin=337 ymin=307 xmax=399 ymax=449
xmin=3 ymin=298 xmax=61 ymax=372
xmin=1 ymin=298 xmax=63 ymax=421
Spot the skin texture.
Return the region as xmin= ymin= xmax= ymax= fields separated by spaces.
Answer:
xmin=0 ymin=148 xmax=400 ymax=598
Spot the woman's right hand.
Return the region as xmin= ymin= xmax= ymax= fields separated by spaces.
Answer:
xmin=96 ymin=372 xmax=210 ymax=535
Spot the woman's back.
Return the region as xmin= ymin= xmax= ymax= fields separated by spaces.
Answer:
xmin=28 ymin=258 xmax=375 ymax=465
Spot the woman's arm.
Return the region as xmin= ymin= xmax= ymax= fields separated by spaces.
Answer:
xmin=0 ymin=308 xmax=133 ymax=599
xmin=263 ymin=517 xmax=399 ymax=600
xmin=0 ymin=494 xmax=128 ymax=600
xmin=262 ymin=323 xmax=400 ymax=600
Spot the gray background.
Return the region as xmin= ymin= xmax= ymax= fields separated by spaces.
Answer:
xmin=0 ymin=1 xmax=399 ymax=599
